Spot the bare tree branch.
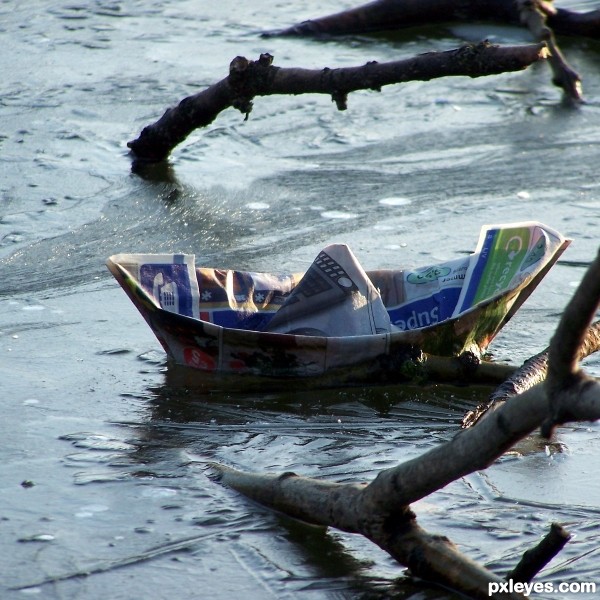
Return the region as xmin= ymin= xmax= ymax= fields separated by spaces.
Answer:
xmin=128 ymin=43 xmax=547 ymax=162
xmin=549 ymin=6 xmax=600 ymax=38
xmin=267 ymin=0 xmax=523 ymax=37
xmin=268 ymin=0 xmax=600 ymax=40
xmin=420 ymin=351 xmax=516 ymax=386
xmin=209 ymin=245 xmax=600 ymax=599
xmin=209 ymin=464 xmax=523 ymax=599
xmin=462 ymin=321 xmax=600 ymax=428
xmin=208 ymin=384 xmax=577 ymax=600
xmin=516 ymin=0 xmax=582 ymax=101
xmin=507 ymin=523 xmax=571 ymax=583
xmin=543 ymin=248 xmax=600 ymax=436
xmin=268 ymin=0 xmax=587 ymax=101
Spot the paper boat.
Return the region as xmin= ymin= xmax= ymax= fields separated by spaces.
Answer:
xmin=107 ymin=222 xmax=568 ymax=385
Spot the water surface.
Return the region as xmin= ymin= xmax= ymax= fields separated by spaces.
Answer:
xmin=1 ymin=1 xmax=600 ymax=598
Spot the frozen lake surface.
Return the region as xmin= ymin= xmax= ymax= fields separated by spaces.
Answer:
xmin=1 ymin=1 xmax=600 ymax=598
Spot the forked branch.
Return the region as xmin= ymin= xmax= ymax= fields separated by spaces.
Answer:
xmin=210 ymin=246 xmax=600 ymax=599
xmin=269 ymin=0 xmax=587 ymax=101
xmin=268 ymin=0 xmax=600 ymax=40
xmin=543 ymin=247 xmax=600 ymax=436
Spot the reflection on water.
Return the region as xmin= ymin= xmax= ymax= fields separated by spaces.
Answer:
xmin=47 ymin=367 xmax=600 ymax=599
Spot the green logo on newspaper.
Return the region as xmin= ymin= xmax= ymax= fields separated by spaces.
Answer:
xmin=407 ymin=266 xmax=451 ymax=284
xmin=472 ymin=228 xmax=530 ymax=305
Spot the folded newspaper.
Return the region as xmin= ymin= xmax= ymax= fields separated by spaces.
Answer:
xmin=107 ymin=222 xmax=569 ymax=382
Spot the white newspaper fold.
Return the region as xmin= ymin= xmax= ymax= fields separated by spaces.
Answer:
xmin=265 ymin=244 xmax=392 ymax=336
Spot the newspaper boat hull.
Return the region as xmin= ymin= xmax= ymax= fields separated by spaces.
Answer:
xmin=107 ymin=223 xmax=569 ymax=384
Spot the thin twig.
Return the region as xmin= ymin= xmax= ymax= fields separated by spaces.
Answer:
xmin=507 ymin=523 xmax=571 ymax=583
xmin=517 ymin=0 xmax=582 ymax=101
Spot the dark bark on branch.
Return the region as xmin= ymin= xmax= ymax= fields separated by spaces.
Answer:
xmin=462 ymin=321 xmax=600 ymax=428
xmin=210 ymin=465 xmax=522 ymax=599
xmin=507 ymin=523 xmax=571 ymax=584
xmin=421 ymin=351 xmax=516 ymax=386
xmin=268 ymin=0 xmax=585 ymax=100
xmin=543 ymin=247 xmax=600 ymax=437
xmin=268 ymin=0 xmax=600 ymax=40
xmin=128 ymin=43 xmax=547 ymax=162
xmin=210 ymin=245 xmax=600 ymax=599
xmin=550 ymin=7 xmax=600 ymax=38
xmin=516 ymin=0 xmax=582 ymax=101
xmin=268 ymin=0 xmax=523 ymax=37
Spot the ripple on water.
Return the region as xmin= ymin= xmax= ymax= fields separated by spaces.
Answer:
xmin=75 ymin=504 xmax=110 ymax=518
xmin=72 ymin=470 xmax=131 ymax=485
xmin=137 ymin=350 xmax=167 ymax=365
xmin=17 ymin=534 xmax=56 ymax=543
xmin=59 ymin=432 xmax=135 ymax=452
xmin=64 ymin=451 xmax=126 ymax=465
xmin=96 ymin=347 xmax=133 ymax=356
xmin=60 ymin=432 xmax=137 ymax=485
xmin=245 ymin=202 xmax=270 ymax=210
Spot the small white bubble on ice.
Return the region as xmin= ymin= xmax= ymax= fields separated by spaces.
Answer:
xmin=378 ymin=197 xmax=411 ymax=207
xmin=141 ymin=488 xmax=178 ymax=498
xmin=246 ymin=202 xmax=270 ymax=210
xmin=320 ymin=210 xmax=358 ymax=220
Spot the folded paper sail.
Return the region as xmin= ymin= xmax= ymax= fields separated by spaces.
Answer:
xmin=107 ymin=222 xmax=569 ymax=383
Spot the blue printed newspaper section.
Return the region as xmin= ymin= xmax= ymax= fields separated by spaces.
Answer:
xmin=140 ymin=256 xmax=197 ymax=318
xmin=387 ymin=257 xmax=469 ymax=331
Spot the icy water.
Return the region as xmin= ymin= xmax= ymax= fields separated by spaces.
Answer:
xmin=2 ymin=1 xmax=600 ymax=598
